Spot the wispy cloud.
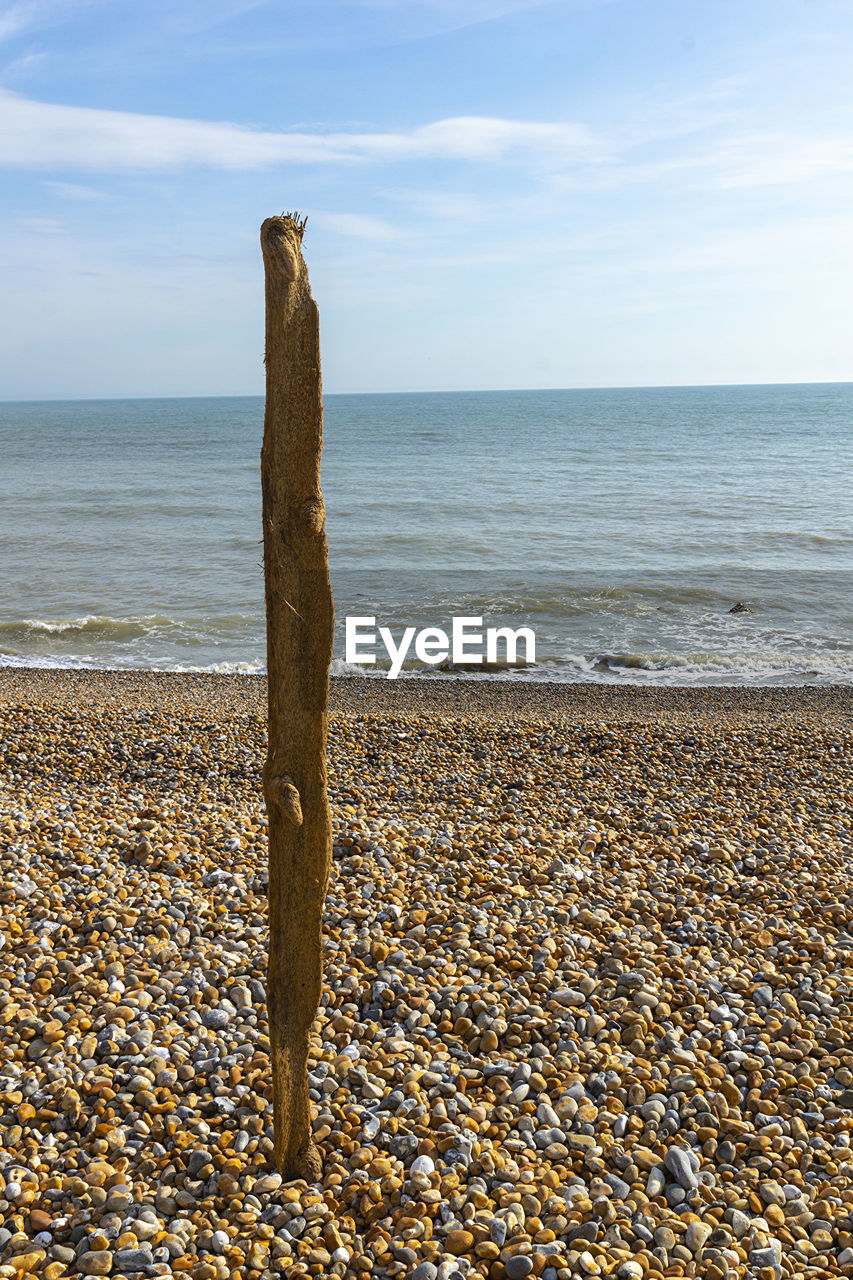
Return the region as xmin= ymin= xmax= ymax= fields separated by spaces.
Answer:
xmin=385 ymin=188 xmax=489 ymax=220
xmin=0 ymin=0 xmax=101 ymax=46
xmin=648 ymin=134 xmax=852 ymax=194
xmin=0 ymin=48 xmax=47 ymax=80
xmin=349 ymin=0 xmax=557 ymax=20
xmin=313 ymin=212 xmax=404 ymax=240
xmin=0 ymin=89 xmax=600 ymax=170
xmin=709 ymin=131 xmax=853 ymax=188
xmin=7 ymin=83 xmax=851 ymax=201
xmin=160 ymin=0 xmax=281 ymax=37
xmin=345 ymin=0 xmax=609 ymax=39
xmin=17 ymin=214 xmax=65 ymax=233
xmin=0 ymin=2 xmax=39 ymax=43
xmin=43 ymin=178 xmax=109 ymax=200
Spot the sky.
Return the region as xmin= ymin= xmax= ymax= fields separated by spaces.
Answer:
xmin=1 ymin=0 xmax=852 ymax=397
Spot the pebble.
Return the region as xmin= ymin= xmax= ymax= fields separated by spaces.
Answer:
xmin=0 ymin=672 xmax=851 ymax=1280
xmin=76 ymin=1252 xmax=113 ymax=1276
xmin=663 ymin=1144 xmax=698 ymax=1189
xmin=505 ymin=1257 xmax=534 ymax=1278
xmin=114 ymin=1247 xmax=154 ymax=1271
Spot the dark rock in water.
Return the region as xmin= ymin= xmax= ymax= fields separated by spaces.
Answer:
xmin=728 ymin=601 xmax=753 ymax=614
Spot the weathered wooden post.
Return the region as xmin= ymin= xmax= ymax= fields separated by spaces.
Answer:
xmin=260 ymin=214 xmax=334 ymax=1179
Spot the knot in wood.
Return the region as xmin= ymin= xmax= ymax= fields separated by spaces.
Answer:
xmin=268 ymin=775 xmax=303 ymax=826
xmin=302 ymin=498 xmax=326 ymax=534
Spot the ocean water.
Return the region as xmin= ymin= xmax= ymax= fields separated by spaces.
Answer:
xmin=1 ymin=384 xmax=851 ymax=684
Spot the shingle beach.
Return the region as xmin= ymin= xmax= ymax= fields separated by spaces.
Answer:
xmin=1 ymin=670 xmax=852 ymax=1280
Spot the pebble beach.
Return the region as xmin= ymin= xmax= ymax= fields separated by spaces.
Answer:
xmin=1 ymin=670 xmax=852 ymax=1280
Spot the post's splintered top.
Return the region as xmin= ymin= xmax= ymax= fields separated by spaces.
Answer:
xmin=260 ymin=214 xmax=311 ymax=291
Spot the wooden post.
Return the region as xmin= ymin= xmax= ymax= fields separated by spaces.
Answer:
xmin=260 ymin=214 xmax=333 ymax=1180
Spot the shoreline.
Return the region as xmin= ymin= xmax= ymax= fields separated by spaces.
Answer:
xmin=1 ymin=666 xmax=852 ymax=723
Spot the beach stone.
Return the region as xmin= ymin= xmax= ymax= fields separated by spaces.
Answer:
xmin=750 ymin=1246 xmax=782 ymax=1276
xmin=489 ymin=1218 xmax=508 ymax=1247
xmin=114 ymin=1247 xmax=155 ymax=1270
xmin=505 ymin=1257 xmax=534 ymax=1279
xmin=654 ymin=1226 xmax=676 ymax=1250
xmin=664 ymin=1146 xmax=698 ymax=1189
xmin=77 ymin=1252 xmax=114 ymax=1275
xmin=685 ymin=1222 xmax=711 ymax=1251
xmin=210 ymin=1231 xmax=229 ymax=1254
xmin=160 ymin=1235 xmax=188 ymax=1258
xmin=6 ymin=1252 xmax=46 ymax=1273
xmin=728 ymin=1209 xmax=750 ymax=1238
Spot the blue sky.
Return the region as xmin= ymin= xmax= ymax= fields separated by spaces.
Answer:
xmin=1 ymin=0 xmax=852 ymax=397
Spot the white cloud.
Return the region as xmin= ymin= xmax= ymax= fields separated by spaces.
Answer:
xmin=8 ymin=84 xmax=849 ymax=203
xmin=0 ymin=89 xmax=599 ymax=171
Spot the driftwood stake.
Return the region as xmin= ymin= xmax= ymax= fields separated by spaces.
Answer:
xmin=260 ymin=214 xmax=334 ymax=1180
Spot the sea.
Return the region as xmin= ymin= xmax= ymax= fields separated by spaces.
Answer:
xmin=1 ymin=384 xmax=851 ymax=685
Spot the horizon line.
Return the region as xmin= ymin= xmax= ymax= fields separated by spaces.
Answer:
xmin=3 ymin=377 xmax=853 ymax=405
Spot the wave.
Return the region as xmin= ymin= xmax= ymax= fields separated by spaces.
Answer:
xmin=330 ymin=658 xmax=382 ymax=678
xmin=0 ymin=652 xmax=265 ymax=675
xmin=553 ymin=649 xmax=853 ymax=686
xmin=1 ymin=614 xmax=178 ymax=638
xmin=2 ymin=590 xmax=852 ymax=686
xmin=0 ymin=612 xmax=267 ymax=676
xmin=344 ymin=645 xmax=853 ymax=687
xmin=0 ymin=613 xmax=260 ymax=646
xmin=3 ymin=650 xmax=851 ymax=685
